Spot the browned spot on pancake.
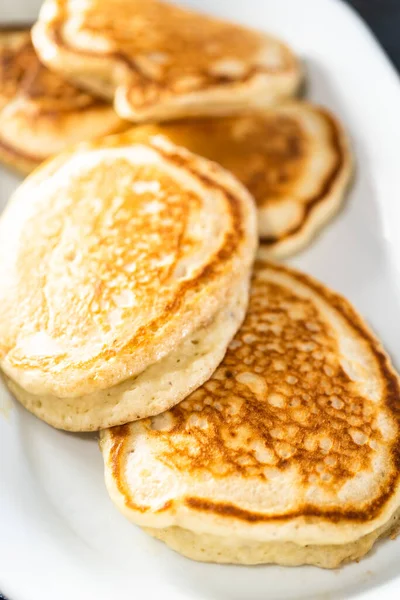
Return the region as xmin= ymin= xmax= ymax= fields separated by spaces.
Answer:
xmin=0 ymin=27 xmax=128 ymax=174
xmin=0 ymin=30 xmax=105 ymax=116
xmin=0 ymin=26 xmax=35 ymax=108
xmin=183 ymin=493 xmax=399 ymax=524
xmin=20 ymin=58 xmax=105 ymax=115
xmin=108 ymin=259 xmax=400 ymax=525
xmin=0 ymin=25 xmax=110 ymax=141
xmin=48 ymin=0 xmax=296 ymax=107
xmin=145 ymin=113 xmax=306 ymax=207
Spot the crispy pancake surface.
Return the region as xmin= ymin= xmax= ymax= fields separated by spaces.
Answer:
xmin=101 ymin=252 xmax=400 ymax=565
xmin=0 ymin=26 xmax=126 ymax=175
xmin=33 ymin=0 xmax=301 ymax=122
xmin=0 ymin=132 xmax=257 ymax=426
xmin=127 ymin=102 xmax=352 ymax=256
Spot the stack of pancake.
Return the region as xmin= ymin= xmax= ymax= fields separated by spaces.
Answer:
xmin=1 ymin=0 xmax=399 ymax=569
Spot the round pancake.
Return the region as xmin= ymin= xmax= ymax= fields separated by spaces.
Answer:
xmin=32 ymin=0 xmax=301 ymax=123
xmin=4 ymin=275 xmax=249 ymax=431
xmin=101 ymin=252 xmax=400 ymax=566
xmin=0 ymin=26 xmax=127 ymax=175
xmin=125 ymin=102 xmax=352 ymax=256
xmin=0 ymin=132 xmax=257 ymax=429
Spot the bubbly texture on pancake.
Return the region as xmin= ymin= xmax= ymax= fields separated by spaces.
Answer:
xmin=0 ymin=132 xmax=257 ymax=429
xmin=33 ymin=0 xmax=301 ymax=122
xmin=0 ymin=26 xmax=126 ymax=174
xmin=101 ymin=256 xmax=400 ymax=566
xmin=127 ymin=102 xmax=352 ymax=255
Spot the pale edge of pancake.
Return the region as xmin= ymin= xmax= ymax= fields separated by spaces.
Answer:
xmin=143 ymin=507 xmax=400 ymax=568
xmin=31 ymin=8 xmax=302 ymax=123
xmin=260 ymin=108 xmax=354 ymax=258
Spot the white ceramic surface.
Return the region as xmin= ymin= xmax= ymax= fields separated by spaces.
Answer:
xmin=1 ymin=1 xmax=400 ymax=599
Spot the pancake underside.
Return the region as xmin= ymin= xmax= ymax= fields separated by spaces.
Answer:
xmin=145 ymin=506 xmax=400 ymax=568
xmin=5 ymin=278 xmax=248 ymax=431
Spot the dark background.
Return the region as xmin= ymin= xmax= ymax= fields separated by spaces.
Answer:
xmin=0 ymin=1 xmax=398 ymax=600
xmin=348 ymin=0 xmax=400 ymax=70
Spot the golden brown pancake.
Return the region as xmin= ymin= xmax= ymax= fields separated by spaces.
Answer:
xmin=32 ymin=0 xmax=301 ymax=122
xmin=0 ymin=25 xmax=126 ymax=175
xmin=0 ymin=25 xmax=35 ymax=109
xmin=0 ymin=131 xmax=257 ymax=430
xmin=101 ymin=251 xmax=400 ymax=567
xmin=126 ymin=102 xmax=352 ymax=256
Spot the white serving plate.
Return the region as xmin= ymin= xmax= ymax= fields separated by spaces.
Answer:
xmin=1 ymin=1 xmax=400 ymax=599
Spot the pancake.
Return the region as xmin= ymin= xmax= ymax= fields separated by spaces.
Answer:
xmin=0 ymin=25 xmax=35 ymax=109
xmin=0 ymin=132 xmax=257 ymax=431
xmin=101 ymin=251 xmax=400 ymax=567
xmin=0 ymin=25 xmax=126 ymax=175
xmin=32 ymin=0 xmax=301 ymax=123
xmin=0 ymin=26 xmax=36 ymax=173
xmin=125 ymin=102 xmax=352 ymax=256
